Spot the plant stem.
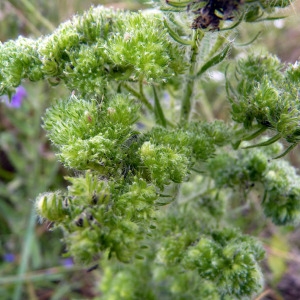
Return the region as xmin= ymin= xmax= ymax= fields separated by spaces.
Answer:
xmin=123 ymin=82 xmax=153 ymax=111
xmin=12 ymin=95 xmax=58 ymax=300
xmin=180 ymin=30 xmax=203 ymax=123
xmin=152 ymin=85 xmax=167 ymax=128
xmin=13 ymin=205 xmax=36 ymax=300
xmin=0 ymin=266 xmax=83 ymax=285
xmin=8 ymin=0 xmax=55 ymax=32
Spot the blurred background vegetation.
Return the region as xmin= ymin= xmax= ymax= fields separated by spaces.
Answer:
xmin=0 ymin=0 xmax=300 ymax=299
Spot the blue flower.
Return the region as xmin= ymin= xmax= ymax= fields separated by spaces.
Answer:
xmin=3 ymin=86 xmax=27 ymax=108
xmin=61 ymin=257 xmax=74 ymax=268
xmin=3 ymin=253 xmax=15 ymax=263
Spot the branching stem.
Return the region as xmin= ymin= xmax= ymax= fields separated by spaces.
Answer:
xmin=123 ymin=82 xmax=153 ymax=111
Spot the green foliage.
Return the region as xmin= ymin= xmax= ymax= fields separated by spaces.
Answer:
xmin=36 ymin=192 xmax=68 ymax=222
xmin=98 ymin=198 xmax=263 ymax=299
xmin=183 ymin=229 xmax=264 ymax=297
xmin=1 ymin=1 xmax=300 ymax=299
xmin=140 ymin=141 xmax=190 ymax=188
xmin=0 ymin=37 xmax=43 ymax=96
xmin=228 ymin=53 xmax=300 ymax=156
xmin=263 ymin=161 xmax=300 ymax=225
xmin=207 ymin=143 xmax=300 ymax=225
xmin=36 ymin=171 xmax=158 ymax=264
xmin=0 ymin=7 xmax=185 ymax=98
xmin=43 ymin=94 xmax=139 ymax=171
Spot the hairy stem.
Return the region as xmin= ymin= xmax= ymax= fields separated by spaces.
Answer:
xmin=180 ymin=30 xmax=203 ymax=123
xmin=123 ymin=82 xmax=153 ymax=111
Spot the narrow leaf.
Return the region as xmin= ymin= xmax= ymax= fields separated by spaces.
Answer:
xmin=232 ymin=127 xmax=267 ymax=149
xmin=164 ymin=19 xmax=192 ymax=45
xmin=197 ymin=44 xmax=231 ymax=77
xmin=220 ymin=12 xmax=245 ymax=31
xmin=237 ymin=31 xmax=262 ymax=47
xmin=243 ymin=133 xmax=282 ymax=149
xmin=251 ymin=16 xmax=287 ymax=23
xmin=243 ymin=127 xmax=267 ymax=141
xmin=165 ymin=0 xmax=190 ymax=8
xmin=273 ymin=143 xmax=298 ymax=159
xmin=156 ymin=200 xmax=174 ymax=206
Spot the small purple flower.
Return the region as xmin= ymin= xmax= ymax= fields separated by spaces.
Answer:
xmin=3 ymin=253 xmax=15 ymax=263
xmin=61 ymin=257 xmax=74 ymax=268
xmin=4 ymin=86 xmax=27 ymax=108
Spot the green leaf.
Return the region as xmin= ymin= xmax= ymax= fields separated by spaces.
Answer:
xmin=220 ymin=12 xmax=245 ymax=31
xmin=243 ymin=133 xmax=282 ymax=149
xmin=197 ymin=44 xmax=231 ymax=77
xmin=243 ymin=127 xmax=267 ymax=141
xmin=252 ymin=16 xmax=287 ymax=23
xmin=273 ymin=143 xmax=298 ymax=159
xmin=164 ymin=19 xmax=192 ymax=46
xmin=237 ymin=31 xmax=262 ymax=47
xmin=165 ymin=0 xmax=191 ymax=8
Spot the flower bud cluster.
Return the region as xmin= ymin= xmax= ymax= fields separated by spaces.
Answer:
xmin=0 ymin=6 xmax=186 ymax=98
xmin=182 ymin=228 xmax=264 ymax=297
xmin=1 ymin=2 xmax=297 ymax=299
xmin=140 ymin=141 xmax=190 ymax=188
xmin=0 ymin=37 xmax=43 ymax=96
xmin=43 ymin=94 xmax=139 ymax=172
xmin=99 ymin=258 xmax=222 ymax=299
xmin=263 ymin=160 xmax=300 ymax=225
xmin=40 ymin=90 xmax=233 ymax=263
xmin=36 ymin=171 xmax=158 ymax=263
xmin=98 ymin=199 xmax=264 ymax=299
xmin=207 ymin=143 xmax=300 ymax=225
xmin=140 ymin=121 xmax=231 ymax=188
xmin=35 ymin=192 xmax=68 ymax=222
xmin=230 ymin=54 xmax=300 ymax=144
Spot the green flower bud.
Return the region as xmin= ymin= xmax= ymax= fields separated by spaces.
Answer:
xmin=116 ymin=177 xmax=157 ymax=222
xmin=66 ymin=171 xmax=110 ymax=206
xmin=230 ymin=54 xmax=300 ymax=146
xmin=285 ymin=61 xmax=300 ymax=84
xmin=140 ymin=141 xmax=189 ymax=188
xmin=67 ymin=228 xmax=100 ymax=264
xmin=262 ymin=161 xmax=300 ymax=225
xmin=106 ymin=11 xmax=186 ymax=83
xmin=35 ymin=192 xmax=68 ymax=222
xmin=0 ymin=37 xmax=43 ymax=95
xmin=43 ymin=94 xmax=139 ymax=172
xmin=183 ymin=229 xmax=264 ymax=298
